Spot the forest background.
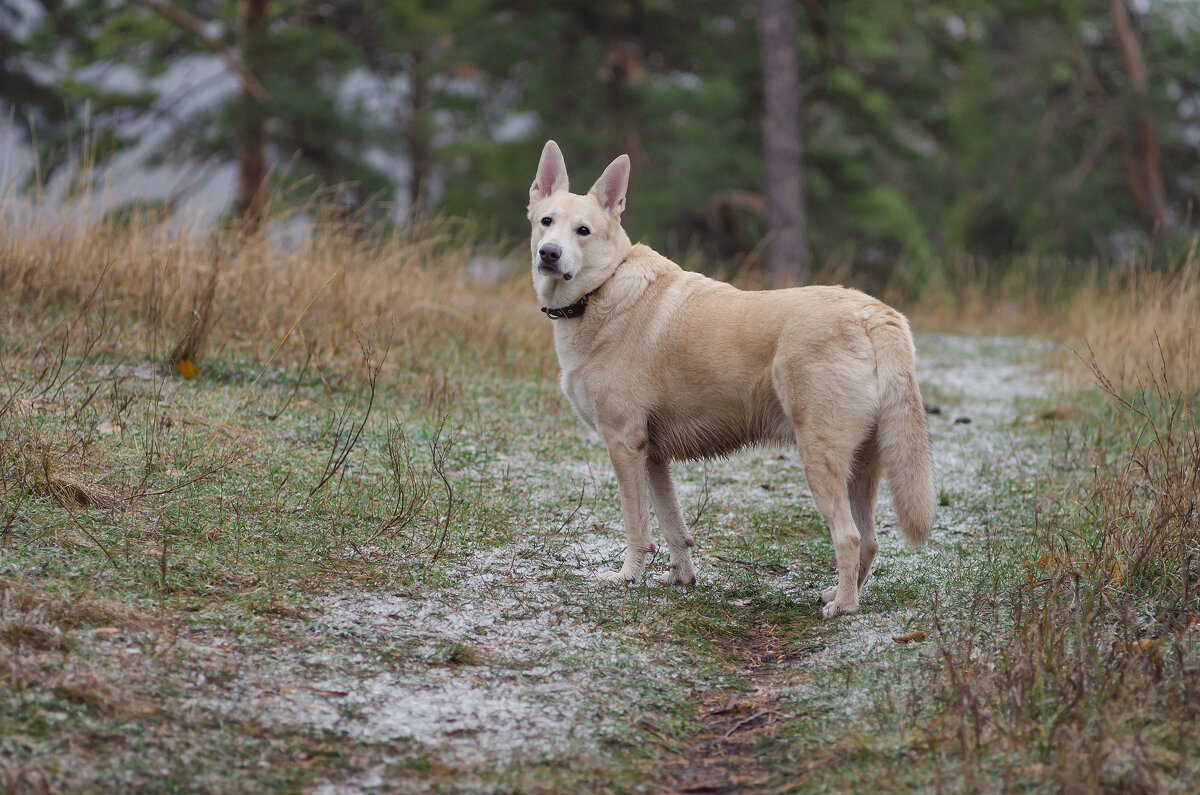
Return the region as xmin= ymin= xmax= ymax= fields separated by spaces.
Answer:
xmin=3 ymin=3 xmax=1200 ymax=791
xmin=3 ymin=0 xmax=1198 ymax=291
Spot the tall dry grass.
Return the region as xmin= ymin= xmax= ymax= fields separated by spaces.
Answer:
xmin=924 ymin=354 xmax=1200 ymax=792
xmin=907 ymin=244 xmax=1200 ymax=791
xmin=0 ymin=198 xmax=547 ymax=380
xmin=888 ymin=245 xmax=1200 ymax=391
xmin=4 ymin=182 xmax=1197 ymax=393
xmin=1061 ymin=249 xmax=1200 ymax=389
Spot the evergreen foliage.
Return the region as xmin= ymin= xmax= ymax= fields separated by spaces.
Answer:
xmin=1 ymin=0 xmax=1197 ymax=272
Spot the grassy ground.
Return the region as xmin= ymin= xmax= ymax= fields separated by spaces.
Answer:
xmin=1 ymin=206 xmax=1198 ymax=792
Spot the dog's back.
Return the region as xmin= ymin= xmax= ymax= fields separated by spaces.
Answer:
xmin=576 ymin=246 xmax=935 ymax=548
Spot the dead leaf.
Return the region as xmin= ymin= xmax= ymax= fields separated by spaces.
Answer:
xmin=1106 ymin=559 xmax=1125 ymax=584
xmin=96 ymin=421 xmax=123 ymax=436
xmin=1126 ymin=638 xmax=1160 ymax=652
xmin=892 ymin=631 xmax=927 ymax=643
xmin=176 ymin=359 xmax=200 ymax=378
xmin=93 ymin=627 xmax=122 ymax=636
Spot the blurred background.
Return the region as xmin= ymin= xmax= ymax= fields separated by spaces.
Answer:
xmin=2 ymin=0 xmax=1198 ymax=288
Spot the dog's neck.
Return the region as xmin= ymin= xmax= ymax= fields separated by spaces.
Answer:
xmin=540 ymin=263 xmax=621 ymax=320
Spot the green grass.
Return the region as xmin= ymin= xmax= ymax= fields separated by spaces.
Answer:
xmin=3 ymin=271 xmax=1199 ymax=792
xmin=750 ymin=368 xmax=1200 ymax=793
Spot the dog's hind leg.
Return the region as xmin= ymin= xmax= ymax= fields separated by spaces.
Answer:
xmin=791 ymin=391 xmax=876 ymax=618
xmin=849 ymin=434 xmax=882 ymax=588
xmin=598 ymin=420 xmax=656 ymax=585
xmin=647 ymin=456 xmax=696 ymax=585
xmin=816 ymin=442 xmax=880 ymax=607
xmin=806 ymin=449 xmax=861 ymax=618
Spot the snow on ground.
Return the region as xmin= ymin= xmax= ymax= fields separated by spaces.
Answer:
xmin=197 ymin=333 xmax=1058 ymax=787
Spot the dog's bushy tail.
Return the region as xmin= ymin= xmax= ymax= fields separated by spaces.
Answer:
xmin=873 ymin=315 xmax=936 ymax=545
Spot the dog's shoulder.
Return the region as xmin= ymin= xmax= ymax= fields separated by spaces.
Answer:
xmin=625 ymin=243 xmax=681 ymax=274
xmin=595 ymin=243 xmax=675 ymax=313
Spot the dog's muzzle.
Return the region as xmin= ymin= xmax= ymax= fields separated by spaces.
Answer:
xmin=537 ymin=242 xmax=572 ymax=280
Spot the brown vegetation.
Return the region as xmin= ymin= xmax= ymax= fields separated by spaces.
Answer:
xmin=2 ymin=193 xmax=1197 ymax=791
xmin=0 ymin=201 xmax=544 ymax=381
xmin=923 ymin=343 xmax=1200 ymax=791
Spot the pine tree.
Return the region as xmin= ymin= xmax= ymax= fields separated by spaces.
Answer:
xmin=759 ymin=0 xmax=809 ymax=284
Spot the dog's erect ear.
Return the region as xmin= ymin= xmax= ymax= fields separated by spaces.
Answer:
xmin=589 ymin=154 xmax=630 ymax=217
xmin=530 ymin=140 xmax=568 ymax=204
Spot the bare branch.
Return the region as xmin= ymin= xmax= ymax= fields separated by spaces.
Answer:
xmin=131 ymin=0 xmax=267 ymax=101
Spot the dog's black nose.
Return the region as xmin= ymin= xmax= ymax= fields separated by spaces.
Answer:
xmin=539 ymin=242 xmax=562 ymax=264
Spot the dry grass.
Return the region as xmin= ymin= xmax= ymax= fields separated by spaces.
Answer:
xmin=3 ymin=187 xmax=1199 ymax=791
xmin=864 ymin=246 xmax=1200 ymax=392
xmin=922 ymin=353 xmax=1200 ymax=792
xmin=0 ymin=199 xmax=545 ymax=381
xmin=1061 ymin=252 xmax=1200 ymax=389
xmin=4 ymin=189 xmax=1197 ymax=393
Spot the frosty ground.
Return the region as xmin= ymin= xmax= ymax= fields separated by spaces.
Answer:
xmin=130 ymin=332 xmax=1060 ymax=793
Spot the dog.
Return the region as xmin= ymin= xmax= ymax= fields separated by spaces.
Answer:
xmin=528 ymin=140 xmax=935 ymax=617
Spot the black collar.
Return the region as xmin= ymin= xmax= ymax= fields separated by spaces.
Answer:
xmin=540 ymin=292 xmax=591 ymax=320
xmin=540 ymin=264 xmax=620 ymax=320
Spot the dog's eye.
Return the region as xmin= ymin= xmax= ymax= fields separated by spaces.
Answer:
xmin=540 ymin=216 xmax=552 ymax=227
xmin=577 ymin=226 xmax=590 ymax=236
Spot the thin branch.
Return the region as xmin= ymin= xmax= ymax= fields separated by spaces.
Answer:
xmin=131 ymin=0 xmax=267 ymax=101
xmin=309 ymin=332 xmax=383 ymax=498
xmin=1074 ymin=46 xmax=1150 ymax=226
xmin=265 ymin=338 xmax=315 ymax=421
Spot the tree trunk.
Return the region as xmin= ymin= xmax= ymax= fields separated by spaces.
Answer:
xmin=1110 ymin=0 xmax=1167 ymax=237
xmin=407 ymin=44 xmax=433 ymax=221
xmin=604 ymin=37 xmax=644 ymax=162
xmin=759 ymin=0 xmax=809 ymax=285
xmin=236 ymin=0 xmax=269 ymax=235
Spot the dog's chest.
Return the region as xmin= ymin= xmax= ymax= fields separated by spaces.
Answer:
xmin=552 ymin=327 xmax=600 ymax=430
xmin=559 ymin=366 xmax=600 ymax=433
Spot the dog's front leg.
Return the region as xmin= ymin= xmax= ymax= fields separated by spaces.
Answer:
xmin=647 ymin=457 xmax=696 ymax=585
xmin=597 ymin=423 xmax=656 ymax=585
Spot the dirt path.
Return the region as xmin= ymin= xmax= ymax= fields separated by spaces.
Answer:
xmin=650 ymin=333 xmax=1055 ymax=793
xmin=657 ymin=629 xmax=820 ymax=793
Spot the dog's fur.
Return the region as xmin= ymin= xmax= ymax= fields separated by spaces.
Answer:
xmin=528 ymin=141 xmax=935 ymax=617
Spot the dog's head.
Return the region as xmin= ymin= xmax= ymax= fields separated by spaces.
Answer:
xmin=527 ymin=140 xmax=632 ymax=306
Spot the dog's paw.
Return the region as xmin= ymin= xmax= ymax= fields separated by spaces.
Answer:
xmin=597 ymin=570 xmax=637 ymax=586
xmin=659 ymin=564 xmax=696 ymax=586
xmin=820 ymin=598 xmax=859 ymax=619
xmin=818 ymin=585 xmax=838 ymax=605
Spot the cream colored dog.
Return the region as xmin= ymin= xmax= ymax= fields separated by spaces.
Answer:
xmin=528 ymin=141 xmax=935 ymax=617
